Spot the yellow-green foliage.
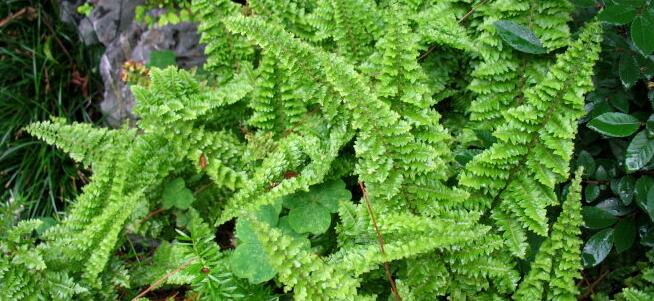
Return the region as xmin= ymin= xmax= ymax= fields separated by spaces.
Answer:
xmin=1 ymin=1 xmax=605 ymax=300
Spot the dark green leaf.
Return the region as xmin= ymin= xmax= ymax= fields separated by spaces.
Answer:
xmin=598 ymin=5 xmax=638 ymax=24
xmin=619 ymin=55 xmax=641 ymax=89
xmin=493 ymin=20 xmax=547 ymax=54
xmin=635 ymin=176 xmax=654 ymax=208
xmin=610 ymin=92 xmax=631 ymax=113
xmin=646 ymin=115 xmax=654 ymax=133
xmin=640 ymin=224 xmax=654 ymax=247
xmin=585 ymin=184 xmax=601 ymax=202
xmin=587 ymin=112 xmax=640 ymax=137
xmin=626 ymin=130 xmax=654 ymax=171
xmin=646 ymin=188 xmax=654 ymax=222
xmin=582 ymin=228 xmax=614 ymax=267
xmin=631 ymin=10 xmax=654 ymax=54
xmin=595 ymin=165 xmax=609 ymax=181
xmin=147 ymin=50 xmax=177 ymax=68
xmin=582 ymin=206 xmax=618 ymax=229
xmin=617 ymin=175 xmax=636 ymax=205
xmin=636 ymin=54 xmax=654 ymax=78
xmin=614 ymin=218 xmax=636 ymax=253
xmin=578 ymin=150 xmax=597 ymax=177
xmin=596 ymin=197 xmax=633 ymax=216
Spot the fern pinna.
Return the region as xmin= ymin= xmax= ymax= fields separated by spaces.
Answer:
xmin=1 ymin=0 xmax=604 ymax=300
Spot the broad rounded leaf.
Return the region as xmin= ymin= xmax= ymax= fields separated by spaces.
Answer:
xmin=626 ymin=130 xmax=654 ymax=171
xmin=230 ymin=243 xmax=276 ymax=284
xmin=619 ymin=55 xmax=640 ymax=89
xmin=282 ymin=179 xmax=351 ymax=213
xmin=598 ymin=5 xmax=637 ymax=25
xmin=582 ymin=228 xmax=614 ymax=267
xmin=587 ymin=112 xmax=640 ymax=137
xmin=631 ymin=11 xmax=654 ymax=55
xmin=614 ymin=218 xmax=636 ymax=253
xmin=162 ymin=178 xmax=195 ymax=210
xmin=288 ymin=203 xmax=331 ymax=235
xmin=493 ymin=20 xmax=547 ymax=54
xmin=582 ymin=206 xmax=618 ymax=229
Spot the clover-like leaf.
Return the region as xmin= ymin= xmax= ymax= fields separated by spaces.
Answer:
xmin=288 ymin=202 xmax=332 ymax=235
xmin=230 ymin=240 xmax=276 ymax=284
xmin=162 ymin=178 xmax=195 ymax=210
xmin=282 ymin=179 xmax=352 ymax=235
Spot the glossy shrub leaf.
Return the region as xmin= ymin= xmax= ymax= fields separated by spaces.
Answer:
xmin=162 ymin=178 xmax=195 ymax=210
xmin=578 ymin=150 xmax=597 ymax=177
xmin=631 ymin=10 xmax=654 ymax=55
xmin=647 ymin=114 xmax=654 ymax=133
xmin=646 ymin=188 xmax=654 ymax=222
xmin=596 ymin=198 xmax=633 ymax=216
xmin=587 ymin=112 xmax=640 ymax=137
xmin=582 ymin=206 xmax=618 ymax=229
xmin=598 ymin=5 xmax=637 ymax=24
xmin=635 ymin=176 xmax=654 ymax=207
xmin=619 ymin=55 xmax=640 ymax=88
xmin=585 ymin=184 xmax=601 ymax=202
xmin=610 ymin=92 xmax=631 ymax=113
xmin=493 ymin=20 xmax=547 ymax=54
xmin=614 ymin=218 xmax=637 ymax=253
xmin=582 ymin=228 xmax=614 ymax=267
xmin=617 ymin=175 xmax=636 ymax=205
xmin=626 ymin=130 xmax=654 ymax=171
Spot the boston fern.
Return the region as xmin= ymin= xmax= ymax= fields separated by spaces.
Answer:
xmin=0 ymin=0 xmax=613 ymax=300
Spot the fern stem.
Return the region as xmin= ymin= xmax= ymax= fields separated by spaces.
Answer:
xmin=358 ymin=181 xmax=402 ymax=301
xmin=130 ymin=257 xmax=196 ymax=301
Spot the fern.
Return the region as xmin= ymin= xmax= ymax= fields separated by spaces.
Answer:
xmin=4 ymin=1 xmax=610 ymax=299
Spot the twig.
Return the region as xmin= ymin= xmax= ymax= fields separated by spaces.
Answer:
xmin=418 ymin=0 xmax=489 ymax=62
xmin=358 ymin=182 xmax=402 ymax=301
xmin=0 ymin=7 xmax=36 ymax=27
xmin=139 ymin=207 xmax=166 ymax=225
xmin=130 ymin=257 xmax=196 ymax=301
xmin=580 ymin=270 xmax=609 ymax=299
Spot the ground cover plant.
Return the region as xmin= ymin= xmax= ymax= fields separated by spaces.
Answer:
xmin=2 ymin=0 xmax=654 ymax=300
xmin=0 ymin=0 xmax=102 ymax=219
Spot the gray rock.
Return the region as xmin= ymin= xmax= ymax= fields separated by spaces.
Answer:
xmin=91 ymin=0 xmax=145 ymax=45
xmin=77 ymin=17 xmax=99 ymax=45
xmin=58 ymin=0 xmax=208 ymax=127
